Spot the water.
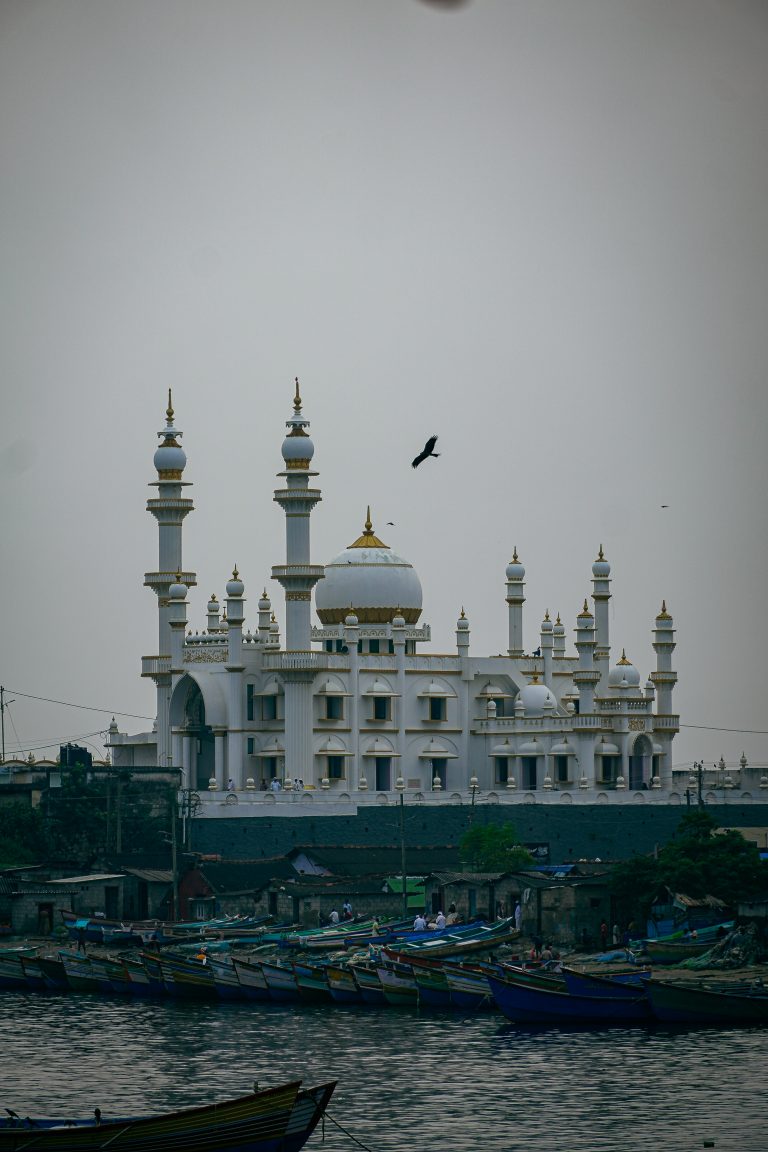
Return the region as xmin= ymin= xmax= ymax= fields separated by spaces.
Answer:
xmin=0 ymin=993 xmax=763 ymax=1151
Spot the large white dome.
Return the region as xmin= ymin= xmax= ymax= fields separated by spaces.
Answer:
xmin=315 ymin=511 xmax=422 ymax=625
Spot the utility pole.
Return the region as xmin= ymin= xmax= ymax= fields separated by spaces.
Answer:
xmin=0 ymin=686 xmax=15 ymax=764
xmin=171 ymin=790 xmax=179 ymax=922
xmin=399 ymin=791 xmax=407 ymax=919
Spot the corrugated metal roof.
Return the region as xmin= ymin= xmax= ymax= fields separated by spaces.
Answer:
xmin=122 ymin=868 xmax=173 ymax=883
xmin=48 ymin=874 xmax=124 ymax=884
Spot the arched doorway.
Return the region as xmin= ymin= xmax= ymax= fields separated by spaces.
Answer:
xmin=629 ymin=734 xmax=653 ymax=790
xmin=171 ymin=676 xmax=215 ymax=790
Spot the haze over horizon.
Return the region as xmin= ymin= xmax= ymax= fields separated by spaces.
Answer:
xmin=2 ymin=1 xmax=767 ymax=776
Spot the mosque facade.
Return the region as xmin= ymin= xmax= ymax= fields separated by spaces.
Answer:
xmin=107 ymin=383 xmax=683 ymax=810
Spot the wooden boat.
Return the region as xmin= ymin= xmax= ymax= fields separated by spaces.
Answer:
xmin=0 ymin=1078 xmax=336 ymax=1152
xmin=292 ymin=961 xmax=333 ymax=1003
xmin=156 ymin=953 xmax=217 ymax=1000
xmin=374 ymin=959 xmax=418 ymax=1006
xmin=560 ymin=967 xmax=651 ymax=1000
xmin=645 ymin=978 xmax=768 ymax=1024
xmin=260 ymin=960 xmax=300 ymax=1002
xmin=386 ymin=918 xmax=518 ymax=959
xmin=231 ymin=957 xmax=271 ymax=1001
xmin=642 ymin=939 xmax=713 ymax=965
xmin=325 ymin=963 xmax=364 ymax=1005
xmin=348 ymin=962 xmax=387 ymax=1005
xmin=487 ymin=969 xmax=651 ymax=1024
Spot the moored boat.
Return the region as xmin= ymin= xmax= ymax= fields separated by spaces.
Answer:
xmin=488 ymin=969 xmax=651 ymax=1024
xmin=645 ymin=978 xmax=768 ymax=1025
xmin=0 ymin=1078 xmax=336 ymax=1152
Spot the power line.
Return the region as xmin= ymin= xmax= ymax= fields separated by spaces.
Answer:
xmin=680 ymin=723 xmax=768 ymax=735
xmin=4 ymin=689 xmax=153 ymax=721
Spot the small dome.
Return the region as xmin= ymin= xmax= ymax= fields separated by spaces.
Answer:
xmin=154 ymin=391 xmax=187 ymax=476
xmin=541 ymin=610 xmax=553 ymax=633
xmin=392 ymin=609 xmax=406 ymax=628
xmin=516 ymin=679 xmax=557 ymax=716
xmin=169 ymin=577 xmax=187 ymax=600
xmin=608 ymin=650 xmax=641 ymax=688
xmin=345 ymin=610 xmax=359 ymax=627
xmin=207 ymin=594 xmax=219 ymax=614
xmin=226 ymin=567 xmax=244 ymax=597
xmin=656 ymin=600 xmax=673 ymax=621
xmin=505 ymin=547 xmax=525 ymax=581
xmin=592 ymin=545 xmax=610 ymax=578
xmin=258 ymin=589 xmax=271 ymax=612
xmin=457 ymin=608 xmax=469 ymax=631
xmin=553 ymin=613 xmax=565 ymax=635
xmin=577 ymin=599 xmax=593 ymax=620
xmin=281 ymin=377 xmax=315 ymax=468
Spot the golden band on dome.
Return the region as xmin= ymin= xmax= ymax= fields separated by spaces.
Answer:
xmin=317 ymin=606 xmax=422 ymax=625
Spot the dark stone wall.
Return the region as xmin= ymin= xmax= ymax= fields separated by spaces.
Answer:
xmin=188 ymin=803 xmax=768 ymax=864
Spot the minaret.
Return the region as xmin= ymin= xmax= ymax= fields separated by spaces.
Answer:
xmin=167 ymin=574 xmax=188 ymax=773
xmin=540 ymin=610 xmax=553 ymax=688
xmin=271 ymin=379 xmax=324 ymax=650
xmin=591 ymin=546 xmax=611 ymax=694
xmin=651 ymin=601 xmax=678 ymax=787
xmin=225 ymin=567 xmax=245 ymax=788
xmin=257 ymin=589 xmax=271 ymax=645
xmin=505 ymin=549 xmax=525 ymax=657
xmin=144 ymin=392 xmax=196 ymax=771
xmin=573 ymin=599 xmax=600 ymax=787
xmin=271 ymin=380 xmax=324 ymax=783
xmin=553 ymin=613 xmax=566 ymax=658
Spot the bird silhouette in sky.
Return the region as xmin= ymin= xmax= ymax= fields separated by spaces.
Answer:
xmin=386 ymin=521 xmax=395 ymax=526
xmin=412 ymin=435 xmax=440 ymax=469
xmin=661 ymin=504 xmax=669 ymax=509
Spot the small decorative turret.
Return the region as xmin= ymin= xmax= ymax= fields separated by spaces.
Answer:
xmin=456 ymin=607 xmax=470 ymax=655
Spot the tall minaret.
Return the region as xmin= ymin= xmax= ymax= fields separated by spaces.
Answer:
xmin=505 ymin=549 xmax=525 ymax=657
xmin=651 ymin=601 xmax=677 ymax=787
xmin=144 ymin=392 xmax=196 ymax=770
xmin=271 ymin=379 xmax=324 ymax=650
xmin=271 ymin=380 xmax=324 ymax=783
xmin=591 ymin=545 xmax=611 ymax=694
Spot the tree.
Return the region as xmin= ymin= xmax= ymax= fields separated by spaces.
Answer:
xmin=459 ymin=822 xmax=533 ymax=872
xmin=609 ymin=810 xmax=768 ymax=927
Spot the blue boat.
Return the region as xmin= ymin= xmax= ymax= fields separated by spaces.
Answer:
xmin=487 ymin=969 xmax=651 ymax=1024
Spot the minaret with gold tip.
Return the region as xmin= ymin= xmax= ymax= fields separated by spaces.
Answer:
xmin=271 ymin=379 xmax=324 ymax=649
xmin=144 ymin=392 xmax=196 ymax=772
xmin=271 ymin=380 xmax=325 ymax=783
xmin=505 ymin=549 xmax=525 ymax=657
xmin=651 ymin=600 xmax=678 ymax=787
xmin=591 ymin=545 xmax=612 ymax=694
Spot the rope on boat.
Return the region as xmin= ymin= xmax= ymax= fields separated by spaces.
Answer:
xmin=324 ymin=1110 xmax=379 ymax=1151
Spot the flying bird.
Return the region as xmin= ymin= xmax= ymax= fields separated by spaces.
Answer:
xmin=661 ymin=504 xmax=669 ymax=509
xmin=412 ymin=435 xmax=440 ymax=469
xmin=386 ymin=521 xmax=395 ymax=526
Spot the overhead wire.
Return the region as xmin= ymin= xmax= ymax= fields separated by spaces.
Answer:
xmin=3 ymin=688 xmax=154 ymax=720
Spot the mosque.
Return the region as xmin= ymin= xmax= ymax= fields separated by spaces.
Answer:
xmin=107 ymin=382 xmax=682 ymax=810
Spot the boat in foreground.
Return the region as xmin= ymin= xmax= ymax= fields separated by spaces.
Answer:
xmin=0 ymin=1078 xmax=336 ymax=1152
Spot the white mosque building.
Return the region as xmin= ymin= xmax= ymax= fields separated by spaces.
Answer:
xmin=107 ymin=382 xmax=683 ymax=811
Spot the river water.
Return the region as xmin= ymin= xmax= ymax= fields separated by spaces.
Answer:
xmin=0 ymin=993 xmax=763 ymax=1152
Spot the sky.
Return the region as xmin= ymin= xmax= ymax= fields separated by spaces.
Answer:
xmin=1 ymin=0 xmax=767 ymax=775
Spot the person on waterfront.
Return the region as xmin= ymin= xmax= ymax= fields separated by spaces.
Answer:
xmin=514 ymin=901 xmax=522 ymax=932
xmin=342 ymin=900 xmax=353 ymax=920
xmin=270 ymin=777 xmax=281 ymax=792
xmin=260 ymin=778 xmax=268 ymax=790
xmin=446 ymin=903 xmax=459 ymax=926
xmin=435 ymin=910 xmax=446 ymax=930
xmin=227 ymin=777 xmax=235 ymax=791
xmin=600 ymin=921 xmax=609 ymax=950
xmin=76 ymin=926 xmax=87 ymax=953
xmin=533 ymin=934 xmax=543 ymax=959
xmin=329 ymin=908 xmax=340 ymax=925
xmin=612 ymin=923 xmax=620 ymax=946
xmin=413 ymin=913 xmax=427 ymax=931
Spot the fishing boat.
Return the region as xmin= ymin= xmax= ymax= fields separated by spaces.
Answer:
xmin=642 ymin=939 xmax=713 ymax=965
xmin=385 ymin=917 xmax=518 ymax=959
xmin=0 ymin=1078 xmax=336 ymax=1152
xmin=560 ymin=967 xmax=651 ymax=1000
xmin=325 ymin=962 xmax=364 ymax=1005
xmin=487 ymin=969 xmax=651 ymax=1024
xmin=231 ymin=957 xmax=271 ymax=1001
xmin=645 ymin=978 xmax=768 ymax=1025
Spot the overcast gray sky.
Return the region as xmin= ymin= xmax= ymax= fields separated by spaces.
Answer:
xmin=2 ymin=0 xmax=767 ymax=774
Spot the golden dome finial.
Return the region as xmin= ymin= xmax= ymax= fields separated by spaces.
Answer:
xmin=271 ymin=612 xmax=276 ymax=622
xmin=597 ymin=544 xmax=604 ymax=560
xmin=618 ymin=649 xmax=631 ymax=665
xmin=556 ymin=612 xmax=561 ymax=625
xmin=544 ymin=609 xmax=550 ymax=622
xmin=365 ymin=505 xmax=373 ymax=534
xmin=232 ymin=565 xmax=239 ymax=580
xmin=512 ymin=547 xmax=518 ymax=562
xmin=583 ymin=599 xmax=589 ymax=613
xmin=166 ymin=388 xmax=174 ymax=422
xmin=293 ymin=376 xmax=302 ymax=412
xmin=460 ymin=606 xmax=466 ymax=619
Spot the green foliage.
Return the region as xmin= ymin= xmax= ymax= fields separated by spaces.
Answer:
xmin=609 ymin=811 xmax=768 ymax=925
xmin=0 ymin=803 xmax=46 ymax=866
xmin=459 ymin=822 xmax=533 ymax=872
